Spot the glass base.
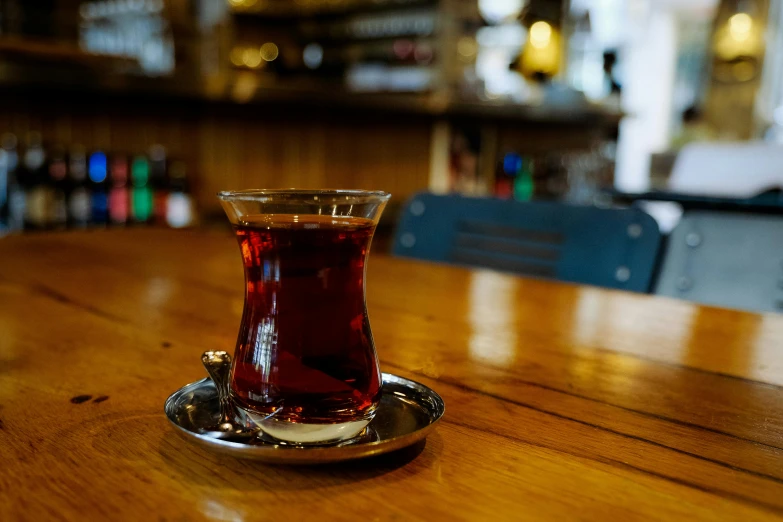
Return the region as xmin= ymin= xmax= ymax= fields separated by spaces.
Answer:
xmin=239 ymin=409 xmax=372 ymax=445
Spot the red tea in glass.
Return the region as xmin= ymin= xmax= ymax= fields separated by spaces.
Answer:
xmin=218 ymin=190 xmax=389 ymax=444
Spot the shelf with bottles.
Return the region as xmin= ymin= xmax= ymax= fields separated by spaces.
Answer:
xmin=0 ymin=133 xmax=196 ymax=235
xmin=442 ymin=121 xmax=616 ymax=203
xmin=224 ymin=0 xmax=441 ymax=93
xmin=0 ymin=0 xmax=625 ymax=123
xmin=227 ymin=0 xmax=436 ymax=18
xmin=489 ymin=148 xmax=615 ymax=204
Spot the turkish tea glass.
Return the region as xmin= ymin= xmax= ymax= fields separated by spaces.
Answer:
xmin=218 ymin=189 xmax=390 ymax=444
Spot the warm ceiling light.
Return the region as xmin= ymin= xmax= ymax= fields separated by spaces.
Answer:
xmin=728 ymin=12 xmax=752 ymax=41
xmin=529 ymin=21 xmax=552 ymax=49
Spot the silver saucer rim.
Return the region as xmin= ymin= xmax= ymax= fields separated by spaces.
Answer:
xmin=164 ymin=372 xmax=445 ymax=464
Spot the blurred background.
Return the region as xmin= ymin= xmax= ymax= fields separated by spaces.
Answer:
xmin=1 ymin=0 xmax=782 ymax=312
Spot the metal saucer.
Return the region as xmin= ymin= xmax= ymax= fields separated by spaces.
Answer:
xmin=164 ymin=373 xmax=445 ymax=465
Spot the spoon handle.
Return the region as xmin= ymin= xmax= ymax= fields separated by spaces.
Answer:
xmin=201 ymin=351 xmax=234 ymax=425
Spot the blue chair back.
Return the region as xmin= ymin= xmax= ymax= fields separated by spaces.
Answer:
xmin=655 ymin=211 xmax=783 ymax=313
xmin=393 ymin=193 xmax=662 ymax=293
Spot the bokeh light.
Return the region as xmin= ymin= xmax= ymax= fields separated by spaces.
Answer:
xmin=728 ymin=13 xmax=752 ymax=41
xmin=303 ymin=43 xmax=323 ymax=69
xmin=529 ymin=21 xmax=553 ymax=49
xmin=242 ymin=47 xmax=262 ymax=68
xmin=260 ymin=42 xmax=279 ymax=62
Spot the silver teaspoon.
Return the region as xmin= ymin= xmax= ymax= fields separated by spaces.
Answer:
xmin=200 ymin=351 xmax=259 ymax=442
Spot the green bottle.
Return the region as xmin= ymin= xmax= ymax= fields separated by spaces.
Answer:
xmin=131 ymin=156 xmax=153 ymax=222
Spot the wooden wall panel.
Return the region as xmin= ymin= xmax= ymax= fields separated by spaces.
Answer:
xmin=195 ymin=115 xmax=431 ymax=212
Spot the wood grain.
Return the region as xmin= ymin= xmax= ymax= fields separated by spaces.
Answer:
xmin=1 ymin=229 xmax=783 ymax=521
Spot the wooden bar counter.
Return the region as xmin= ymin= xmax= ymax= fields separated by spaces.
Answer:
xmin=1 ymin=229 xmax=783 ymax=521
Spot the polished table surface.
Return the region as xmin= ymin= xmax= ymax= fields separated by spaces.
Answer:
xmin=1 ymin=229 xmax=783 ymax=521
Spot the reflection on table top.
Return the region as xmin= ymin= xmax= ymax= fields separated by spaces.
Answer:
xmin=1 ymin=229 xmax=782 ymax=521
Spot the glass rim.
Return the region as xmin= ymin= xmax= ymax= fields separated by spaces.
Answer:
xmin=217 ymin=189 xmax=391 ymax=203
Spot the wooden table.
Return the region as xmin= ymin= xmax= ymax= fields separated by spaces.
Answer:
xmin=1 ymin=229 xmax=782 ymax=521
